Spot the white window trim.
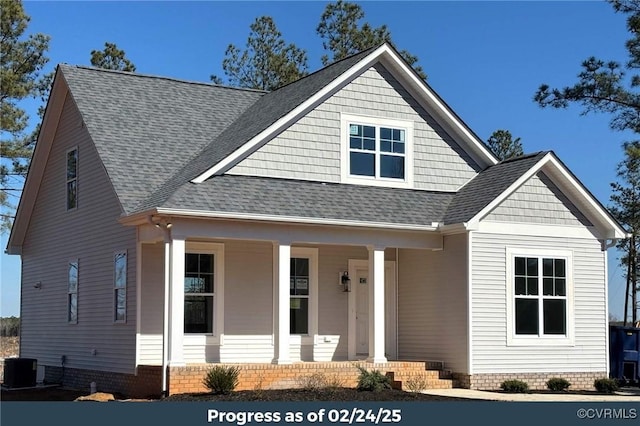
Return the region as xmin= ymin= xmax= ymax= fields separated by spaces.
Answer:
xmin=68 ymin=259 xmax=78 ymax=324
xmin=289 ymin=247 xmax=318 ymax=344
xmin=340 ymin=113 xmax=414 ymax=188
xmin=183 ymin=242 xmax=225 ymax=345
xmin=506 ymin=247 xmax=574 ymax=346
xmin=65 ymin=146 xmax=78 ymax=211
xmin=113 ymin=250 xmax=127 ymax=324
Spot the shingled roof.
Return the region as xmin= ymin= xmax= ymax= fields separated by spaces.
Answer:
xmin=60 ymin=57 xmax=552 ymax=228
xmin=60 ymin=64 xmax=264 ymax=213
xmin=153 ymin=175 xmax=455 ymax=227
xmin=443 ymin=152 xmax=548 ymax=225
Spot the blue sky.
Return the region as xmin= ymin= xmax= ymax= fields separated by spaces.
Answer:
xmin=0 ymin=1 xmax=633 ymax=319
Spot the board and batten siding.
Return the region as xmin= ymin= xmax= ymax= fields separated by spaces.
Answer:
xmin=229 ymin=63 xmax=480 ymax=192
xmin=471 ymin=232 xmax=606 ymax=373
xmin=397 ymin=234 xmax=468 ymax=373
xmin=484 ymin=172 xmax=592 ymax=227
xmin=21 ymin=93 xmax=137 ymax=374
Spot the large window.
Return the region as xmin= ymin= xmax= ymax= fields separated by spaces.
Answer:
xmin=66 ymin=148 xmax=78 ymax=210
xmin=68 ymin=260 xmax=78 ymax=323
xmin=114 ymin=251 xmax=127 ymax=322
xmin=507 ymin=249 xmax=573 ymax=345
xmin=341 ymin=114 xmax=413 ymax=188
xmin=290 ymin=257 xmax=309 ymax=335
xmin=184 ymin=252 xmax=215 ymax=334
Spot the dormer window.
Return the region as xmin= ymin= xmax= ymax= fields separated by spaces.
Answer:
xmin=341 ymin=114 xmax=413 ymax=188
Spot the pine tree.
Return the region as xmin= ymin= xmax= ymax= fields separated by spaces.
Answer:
xmin=486 ymin=130 xmax=523 ymax=161
xmin=317 ymin=1 xmax=426 ymax=80
xmin=0 ymin=0 xmax=50 ymax=231
xmin=90 ymin=42 xmax=136 ymax=72
xmin=610 ymin=142 xmax=640 ymax=324
xmin=213 ymin=16 xmax=308 ymax=91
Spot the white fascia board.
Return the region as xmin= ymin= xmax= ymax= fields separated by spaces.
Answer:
xmin=6 ymin=68 xmax=68 ymax=255
xmin=377 ymin=48 xmax=498 ymax=168
xmin=466 ymin=154 xmax=550 ymax=229
xmin=467 ymin=152 xmax=628 ymax=240
xmin=191 ymin=45 xmax=389 ymax=183
xmin=192 ymin=43 xmax=497 ymax=183
xmin=544 ymin=156 xmax=628 ymax=239
xmin=147 ymin=208 xmax=438 ymax=232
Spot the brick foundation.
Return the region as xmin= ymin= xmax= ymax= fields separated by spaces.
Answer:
xmin=455 ymin=372 xmax=608 ymax=391
xmin=167 ymin=361 xmax=452 ymax=396
xmin=44 ymin=365 xmax=162 ymax=398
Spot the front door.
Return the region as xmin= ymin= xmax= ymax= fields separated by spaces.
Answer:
xmin=350 ymin=260 xmax=397 ymax=359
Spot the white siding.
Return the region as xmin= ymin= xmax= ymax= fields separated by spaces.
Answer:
xmin=397 ymin=234 xmax=468 ymax=373
xmin=485 ymin=172 xmax=592 ymax=226
xmin=138 ymin=242 xmax=164 ymax=365
xmin=21 ymin=93 xmax=137 ymax=374
xmin=230 ymin=64 xmax=480 ymax=191
xmin=471 ymin=232 xmax=607 ymax=373
xmin=137 ymin=241 xmax=376 ymax=363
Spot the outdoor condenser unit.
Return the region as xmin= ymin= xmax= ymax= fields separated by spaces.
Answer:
xmin=3 ymin=358 xmax=37 ymax=388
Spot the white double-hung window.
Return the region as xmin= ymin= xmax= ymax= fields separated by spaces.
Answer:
xmin=506 ymin=248 xmax=574 ymax=346
xmin=341 ymin=114 xmax=413 ymax=188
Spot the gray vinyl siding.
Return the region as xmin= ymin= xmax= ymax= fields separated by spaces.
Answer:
xmin=471 ymin=232 xmax=607 ymax=373
xmin=138 ymin=242 xmax=164 ymax=365
xmin=230 ymin=64 xmax=480 ymax=191
xmin=224 ymin=240 xmax=274 ymax=335
xmin=397 ymin=234 xmax=468 ymax=373
xmin=485 ymin=172 xmax=592 ymax=226
xmin=20 ymin=93 xmax=137 ymax=374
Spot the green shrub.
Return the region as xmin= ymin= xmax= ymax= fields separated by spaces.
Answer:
xmin=500 ymin=379 xmax=529 ymax=393
xmin=546 ymin=377 xmax=571 ymax=392
xmin=202 ymin=365 xmax=240 ymax=394
xmin=355 ymin=365 xmax=391 ymax=392
xmin=594 ymin=378 xmax=619 ymax=394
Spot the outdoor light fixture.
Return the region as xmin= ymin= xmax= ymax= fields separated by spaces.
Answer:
xmin=341 ymin=271 xmax=351 ymax=292
xmin=33 ymin=281 xmax=42 ymax=289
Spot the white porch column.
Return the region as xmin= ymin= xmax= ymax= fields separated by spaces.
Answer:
xmin=367 ymin=246 xmax=387 ymax=363
xmin=168 ymin=236 xmax=186 ymax=366
xmin=273 ymin=242 xmax=291 ymax=364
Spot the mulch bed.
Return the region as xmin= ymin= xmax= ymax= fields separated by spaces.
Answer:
xmin=162 ymin=388 xmax=472 ymax=402
xmin=1 ymin=386 xmax=471 ymax=402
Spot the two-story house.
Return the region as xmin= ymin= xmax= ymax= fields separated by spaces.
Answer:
xmin=6 ymin=43 xmax=627 ymax=397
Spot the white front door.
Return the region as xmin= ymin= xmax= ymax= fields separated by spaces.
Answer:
xmin=355 ymin=267 xmax=369 ymax=355
xmin=350 ymin=260 xmax=397 ymax=360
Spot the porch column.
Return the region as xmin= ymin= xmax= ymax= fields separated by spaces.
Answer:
xmin=367 ymin=246 xmax=387 ymax=363
xmin=168 ymin=236 xmax=186 ymax=366
xmin=273 ymin=242 xmax=291 ymax=364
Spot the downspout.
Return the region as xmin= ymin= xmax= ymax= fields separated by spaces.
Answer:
xmin=147 ymin=216 xmax=172 ymax=397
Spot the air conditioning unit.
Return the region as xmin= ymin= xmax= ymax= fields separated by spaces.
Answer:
xmin=3 ymin=358 xmax=37 ymax=388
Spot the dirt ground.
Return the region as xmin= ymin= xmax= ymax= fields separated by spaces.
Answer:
xmin=0 ymin=336 xmax=19 ymax=358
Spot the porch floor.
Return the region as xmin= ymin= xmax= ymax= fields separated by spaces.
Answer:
xmin=167 ymin=360 xmax=453 ymax=395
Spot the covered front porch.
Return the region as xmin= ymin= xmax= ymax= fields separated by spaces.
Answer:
xmin=133 ymin=215 xmax=468 ymax=393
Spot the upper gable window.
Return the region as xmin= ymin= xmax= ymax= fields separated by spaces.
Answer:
xmin=66 ymin=148 xmax=78 ymax=210
xmin=341 ymin=114 xmax=413 ymax=188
